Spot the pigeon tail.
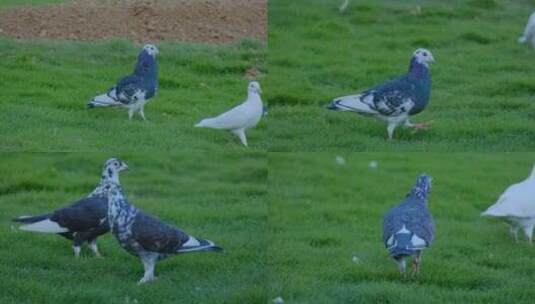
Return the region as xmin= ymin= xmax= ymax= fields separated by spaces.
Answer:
xmin=327 ymin=94 xmax=375 ymax=114
xmin=88 ymin=93 xmax=121 ymax=108
xmin=176 ymin=236 xmax=223 ymax=254
xmin=12 ymin=214 xmax=51 ymax=224
xmin=194 ymin=117 xmax=223 ymax=129
xmin=387 ymin=227 xmax=426 ymax=258
xmin=18 ymin=218 xmax=69 ymax=234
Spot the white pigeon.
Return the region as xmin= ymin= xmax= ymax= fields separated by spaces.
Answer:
xmin=518 ymin=12 xmax=535 ymax=48
xmin=195 ymin=81 xmax=263 ymax=146
xmin=481 ymin=166 xmax=535 ymax=243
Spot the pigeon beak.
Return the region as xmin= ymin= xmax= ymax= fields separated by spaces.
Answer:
xmin=430 ymin=55 xmax=435 ymax=63
xmin=122 ymin=164 xmax=129 ymax=172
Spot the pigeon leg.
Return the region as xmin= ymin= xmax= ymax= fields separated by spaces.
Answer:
xmin=72 ymin=245 xmax=81 ymax=258
xmin=88 ymin=239 xmax=103 ymax=258
xmin=406 ymin=120 xmax=433 ymax=134
xmin=510 ymin=225 xmax=519 ymax=242
xmin=232 ymin=129 xmax=248 ymax=146
xmin=411 ymin=252 xmax=422 ymax=275
xmin=387 ymin=123 xmax=397 ymax=140
xmin=396 ymin=257 xmax=407 ymax=275
xmin=128 ymin=109 xmax=134 ymax=120
xmin=523 ymin=225 xmax=534 ymax=244
xmin=139 ymin=105 xmax=146 ymax=121
xmin=138 ymin=257 xmax=157 ymax=284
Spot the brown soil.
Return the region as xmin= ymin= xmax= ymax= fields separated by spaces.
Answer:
xmin=0 ymin=0 xmax=266 ymax=44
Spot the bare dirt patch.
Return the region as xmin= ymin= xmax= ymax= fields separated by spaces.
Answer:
xmin=0 ymin=0 xmax=266 ymax=44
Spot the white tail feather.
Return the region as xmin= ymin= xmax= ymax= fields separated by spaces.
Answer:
xmin=330 ymin=94 xmax=377 ymax=114
xmin=89 ymin=92 xmax=121 ymax=107
xmin=19 ymin=219 xmax=69 ymax=233
xmin=195 ymin=118 xmax=222 ymax=129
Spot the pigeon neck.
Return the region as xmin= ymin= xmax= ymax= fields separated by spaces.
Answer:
xmin=134 ymin=52 xmax=157 ymax=76
xmin=408 ymin=57 xmax=429 ymax=80
xmin=246 ymin=91 xmax=262 ymax=104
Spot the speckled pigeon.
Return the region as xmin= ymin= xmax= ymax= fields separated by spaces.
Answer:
xmin=327 ymin=48 xmax=434 ymax=139
xmin=482 ymin=165 xmax=535 ymax=243
xmin=518 ymin=12 xmax=535 ymax=48
xmin=12 ymin=158 xmax=129 ymax=258
xmin=101 ymin=182 xmax=223 ymax=284
xmin=195 ymin=81 xmax=263 ymax=146
xmin=382 ymin=174 xmax=435 ymax=274
xmin=88 ymin=44 xmax=159 ymax=120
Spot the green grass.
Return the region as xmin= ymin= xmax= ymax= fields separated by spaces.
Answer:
xmin=0 ymin=152 xmax=267 ymax=303
xmin=268 ymin=153 xmax=535 ymax=303
xmin=267 ymin=0 xmax=535 ymax=151
xmin=0 ymin=39 xmax=267 ymax=151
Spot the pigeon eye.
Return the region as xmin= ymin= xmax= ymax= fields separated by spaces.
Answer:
xmin=423 ymin=53 xmax=428 ymax=57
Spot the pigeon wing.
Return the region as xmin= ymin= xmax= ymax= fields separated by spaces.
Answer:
xmin=363 ymin=76 xmax=417 ymax=117
xmin=114 ymin=74 xmax=145 ymax=105
xmin=50 ymin=196 xmax=108 ymax=233
xmin=131 ymin=212 xmax=189 ymax=254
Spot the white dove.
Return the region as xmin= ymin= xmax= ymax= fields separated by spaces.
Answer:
xmin=482 ymin=166 xmax=535 ymax=243
xmin=195 ymin=81 xmax=263 ymax=146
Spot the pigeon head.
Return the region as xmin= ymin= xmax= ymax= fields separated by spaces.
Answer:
xmin=409 ymin=174 xmax=432 ymax=201
xmin=248 ymin=81 xmax=262 ymax=95
xmin=142 ymin=44 xmax=159 ymax=57
xmin=101 ymin=158 xmax=129 ymax=183
xmin=412 ymin=48 xmax=435 ymax=67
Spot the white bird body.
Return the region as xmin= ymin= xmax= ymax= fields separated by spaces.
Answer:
xmin=518 ymin=11 xmax=535 ymax=47
xmin=482 ymin=166 xmax=535 ymax=242
xmin=195 ymin=81 xmax=263 ymax=146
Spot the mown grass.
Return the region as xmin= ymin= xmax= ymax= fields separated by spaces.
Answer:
xmin=0 ymin=152 xmax=267 ymax=303
xmin=267 ymin=0 xmax=535 ymax=151
xmin=268 ymin=153 xmax=535 ymax=303
xmin=0 ymin=38 xmax=267 ymax=151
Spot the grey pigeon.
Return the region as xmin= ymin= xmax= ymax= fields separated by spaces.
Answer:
xmin=382 ymin=174 xmax=435 ymax=274
xmin=88 ymin=44 xmax=159 ymax=120
xmin=327 ymin=48 xmax=434 ymax=139
xmin=101 ymin=182 xmax=223 ymax=284
xmin=13 ymin=158 xmax=129 ymax=258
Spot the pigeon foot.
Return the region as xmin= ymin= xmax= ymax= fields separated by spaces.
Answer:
xmin=138 ymin=276 xmax=157 ymax=285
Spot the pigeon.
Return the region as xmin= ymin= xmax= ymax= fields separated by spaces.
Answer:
xmin=327 ymin=48 xmax=435 ymax=139
xmin=518 ymin=12 xmax=535 ymax=48
xmin=195 ymin=81 xmax=263 ymax=146
xmin=88 ymin=44 xmax=159 ymax=120
xmin=481 ymin=166 xmax=535 ymax=243
xmin=101 ymin=182 xmax=223 ymax=284
xmin=382 ymin=174 xmax=435 ymax=275
xmin=12 ymin=158 xmax=129 ymax=258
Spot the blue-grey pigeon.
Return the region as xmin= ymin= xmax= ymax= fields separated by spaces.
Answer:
xmin=13 ymin=158 xmax=129 ymax=258
xmin=88 ymin=44 xmax=159 ymax=120
xmin=382 ymin=174 xmax=435 ymax=274
xmin=327 ymin=48 xmax=434 ymax=139
xmin=101 ymin=182 xmax=223 ymax=284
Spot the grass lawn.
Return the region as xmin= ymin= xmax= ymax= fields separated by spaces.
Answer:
xmin=267 ymin=0 xmax=535 ymax=151
xmin=0 ymin=152 xmax=267 ymax=303
xmin=268 ymin=153 xmax=535 ymax=303
xmin=0 ymin=38 xmax=267 ymax=151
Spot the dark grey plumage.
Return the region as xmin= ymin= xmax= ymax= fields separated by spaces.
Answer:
xmin=382 ymin=174 xmax=434 ymax=274
xmin=103 ymin=182 xmax=222 ymax=284
xmin=327 ymin=48 xmax=435 ymax=139
xmin=13 ymin=158 xmax=128 ymax=258
xmin=87 ymin=44 xmax=159 ymax=120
